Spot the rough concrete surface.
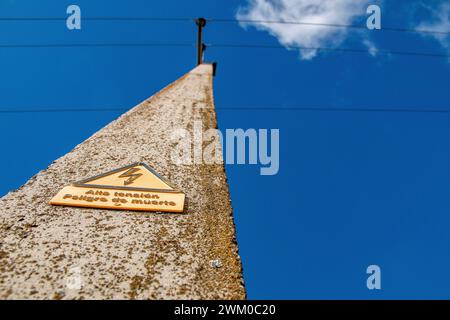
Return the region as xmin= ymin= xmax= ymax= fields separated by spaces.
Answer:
xmin=0 ymin=64 xmax=246 ymax=299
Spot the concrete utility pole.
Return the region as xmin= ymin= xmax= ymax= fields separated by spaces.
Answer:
xmin=0 ymin=64 xmax=245 ymax=299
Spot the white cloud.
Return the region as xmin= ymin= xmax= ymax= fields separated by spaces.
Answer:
xmin=236 ymin=0 xmax=372 ymax=60
xmin=362 ymin=39 xmax=378 ymax=57
xmin=416 ymin=3 xmax=450 ymax=53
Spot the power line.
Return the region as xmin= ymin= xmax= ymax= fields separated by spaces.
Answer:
xmin=0 ymin=108 xmax=126 ymax=113
xmin=1 ymin=16 xmax=448 ymax=36
xmin=0 ymin=43 xmax=194 ymax=48
xmin=208 ymin=18 xmax=450 ymax=36
xmin=0 ymin=17 xmax=193 ymax=22
xmin=218 ymin=107 xmax=450 ymax=113
xmin=1 ymin=107 xmax=450 ymax=114
xmin=208 ymin=43 xmax=450 ymax=58
xmin=0 ymin=41 xmax=447 ymax=59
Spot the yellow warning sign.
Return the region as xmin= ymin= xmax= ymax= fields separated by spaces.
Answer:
xmin=49 ymin=163 xmax=185 ymax=213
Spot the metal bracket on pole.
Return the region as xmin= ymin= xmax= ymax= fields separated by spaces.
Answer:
xmin=196 ymin=17 xmax=206 ymax=65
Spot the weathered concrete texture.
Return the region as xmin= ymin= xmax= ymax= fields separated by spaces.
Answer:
xmin=0 ymin=64 xmax=246 ymax=299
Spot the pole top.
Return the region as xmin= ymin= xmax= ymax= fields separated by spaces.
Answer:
xmin=196 ymin=17 xmax=206 ymax=27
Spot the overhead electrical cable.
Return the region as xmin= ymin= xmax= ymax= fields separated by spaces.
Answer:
xmin=0 ymin=16 xmax=448 ymax=35
xmin=1 ymin=107 xmax=450 ymax=114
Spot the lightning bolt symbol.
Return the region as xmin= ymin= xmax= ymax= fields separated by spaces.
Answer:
xmin=118 ymin=167 xmax=143 ymax=186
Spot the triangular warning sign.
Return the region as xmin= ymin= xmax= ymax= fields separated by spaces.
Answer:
xmin=74 ymin=163 xmax=176 ymax=192
xmin=49 ymin=163 xmax=185 ymax=213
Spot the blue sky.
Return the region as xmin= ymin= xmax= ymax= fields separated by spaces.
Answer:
xmin=1 ymin=0 xmax=450 ymax=299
